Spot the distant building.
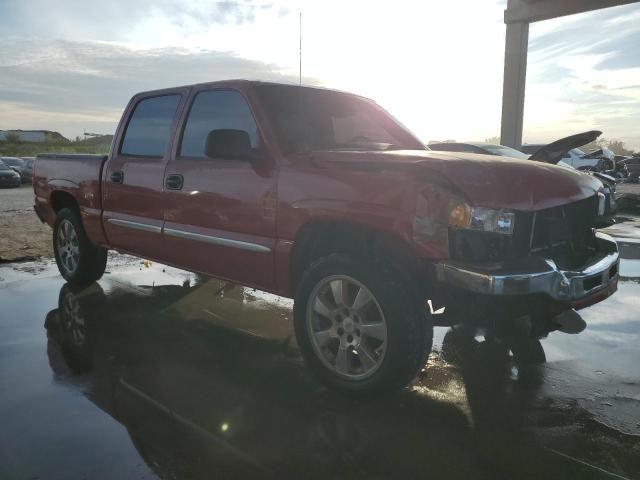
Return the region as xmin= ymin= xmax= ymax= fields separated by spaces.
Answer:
xmin=0 ymin=130 xmax=69 ymax=143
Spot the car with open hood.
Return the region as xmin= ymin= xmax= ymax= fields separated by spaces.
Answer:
xmin=522 ymin=131 xmax=610 ymax=171
xmin=525 ymin=131 xmax=620 ymax=225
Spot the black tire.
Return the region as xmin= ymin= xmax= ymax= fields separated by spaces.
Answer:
xmin=53 ymin=208 xmax=107 ymax=286
xmin=48 ymin=283 xmax=105 ymax=374
xmin=509 ymin=336 xmax=546 ymax=365
xmin=293 ymin=254 xmax=432 ymax=396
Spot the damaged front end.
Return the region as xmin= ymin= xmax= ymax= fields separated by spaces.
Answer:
xmin=434 ymin=193 xmax=619 ymax=313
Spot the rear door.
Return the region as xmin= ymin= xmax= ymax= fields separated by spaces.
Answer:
xmin=161 ymin=87 xmax=278 ymax=289
xmin=102 ymin=91 xmax=186 ymax=258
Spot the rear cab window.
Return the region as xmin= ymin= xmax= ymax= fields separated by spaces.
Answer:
xmin=120 ymin=94 xmax=182 ymax=157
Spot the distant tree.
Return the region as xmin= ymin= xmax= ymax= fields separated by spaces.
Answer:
xmin=75 ymin=136 xmax=81 ymax=142
xmin=484 ymin=136 xmax=501 ymax=145
xmin=605 ymin=139 xmax=634 ymax=156
xmin=6 ymin=132 xmax=20 ymax=143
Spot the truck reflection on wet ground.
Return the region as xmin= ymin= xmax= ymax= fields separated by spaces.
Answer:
xmin=1 ymin=215 xmax=639 ymax=479
xmin=41 ymin=280 xmax=638 ymax=478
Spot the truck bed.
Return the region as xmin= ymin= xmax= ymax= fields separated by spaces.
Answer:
xmin=33 ymin=153 xmax=109 ymax=247
xmin=34 ymin=154 xmax=108 ymax=189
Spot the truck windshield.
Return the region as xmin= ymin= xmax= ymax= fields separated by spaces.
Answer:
xmin=255 ymin=84 xmax=424 ymax=154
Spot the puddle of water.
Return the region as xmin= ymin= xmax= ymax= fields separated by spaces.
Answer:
xmin=620 ymin=259 xmax=640 ymax=278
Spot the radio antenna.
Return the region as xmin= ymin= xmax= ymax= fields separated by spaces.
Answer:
xmin=299 ymin=10 xmax=302 ymax=85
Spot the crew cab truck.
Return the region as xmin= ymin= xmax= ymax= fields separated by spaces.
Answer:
xmin=33 ymin=80 xmax=620 ymax=395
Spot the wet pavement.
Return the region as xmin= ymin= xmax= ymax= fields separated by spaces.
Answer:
xmin=1 ymin=216 xmax=640 ymax=479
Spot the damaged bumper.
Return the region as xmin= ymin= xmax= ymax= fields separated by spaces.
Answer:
xmin=435 ymin=232 xmax=619 ymax=310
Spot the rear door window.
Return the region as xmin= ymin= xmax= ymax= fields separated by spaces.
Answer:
xmin=120 ymin=95 xmax=181 ymax=157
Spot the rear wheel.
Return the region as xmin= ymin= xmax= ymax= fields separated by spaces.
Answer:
xmin=53 ymin=208 xmax=107 ymax=286
xmin=293 ymin=254 xmax=432 ymax=395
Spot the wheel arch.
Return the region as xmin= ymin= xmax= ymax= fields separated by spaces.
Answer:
xmin=289 ymin=220 xmax=426 ymax=297
xmin=49 ymin=189 xmax=108 ymax=249
xmin=50 ymin=190 xmax=80 ymax=214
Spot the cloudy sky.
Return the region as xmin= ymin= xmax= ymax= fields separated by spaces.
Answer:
xmin=0 ymin=0 xmax=639 ymax=149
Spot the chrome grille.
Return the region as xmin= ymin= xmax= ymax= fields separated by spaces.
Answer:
xmin=527 ymin=195 xmax=598 ymax=267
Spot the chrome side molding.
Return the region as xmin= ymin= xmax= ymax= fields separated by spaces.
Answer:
xmin=107 ymin=218 xmax=272 ymax=253
xmin=163 ymin=227 xmax=271 ymax=253
xmin=107 ymin=218 xmax=162 ymax=234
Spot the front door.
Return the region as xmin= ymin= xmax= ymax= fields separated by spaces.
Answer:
xmin=102 ymin=92 xmax=185 ymax=259
xmin=162 ymin=88 xmax=277 ymax=290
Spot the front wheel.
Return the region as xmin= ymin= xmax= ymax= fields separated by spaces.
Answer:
xmin=53 ymin=208 xmax=107 ymax=286
xmin=293 ymin=254 xmax=432 ymax=396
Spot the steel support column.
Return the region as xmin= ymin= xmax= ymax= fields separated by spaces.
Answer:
xmin=500 ymin=21 xmax=529 ymax=149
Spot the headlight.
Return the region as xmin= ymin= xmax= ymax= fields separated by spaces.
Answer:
xmin=449 ymin=203 xmax=515 ymax=235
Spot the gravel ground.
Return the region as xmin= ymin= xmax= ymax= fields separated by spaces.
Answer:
xmin=0 ymin=185 xmax=52 ymax=262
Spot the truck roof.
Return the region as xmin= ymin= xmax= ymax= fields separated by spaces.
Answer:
xmin=133 ymin=79 xmax=368 ymax=101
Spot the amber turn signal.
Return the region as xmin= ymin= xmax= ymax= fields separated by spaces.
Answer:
xmin=449 ymin=203 xmax=472 ymax=228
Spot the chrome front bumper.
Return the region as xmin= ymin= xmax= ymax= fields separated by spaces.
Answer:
xmin=435 ymin=232 xmax=619 ymax=309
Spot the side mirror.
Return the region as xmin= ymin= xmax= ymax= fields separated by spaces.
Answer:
xmin=205 ymin=129 xmax=253 ymax=160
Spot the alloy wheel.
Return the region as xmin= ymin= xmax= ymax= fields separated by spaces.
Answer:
xmin=306 ymin=275 xmax=388 ymax=380
xmin=57 ymin=219 xmax=80 ymax=276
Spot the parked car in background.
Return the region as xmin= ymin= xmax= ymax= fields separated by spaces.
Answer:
xmin=0 ymin=156 xmax=28 ymax=183
xmin=21 ymin=157 xmax=35 ymax=183
xmin=0 ymin=159 xmax=22 ymax=188
xmin=429 ymin=141 xmax=531 ymax=159
xmin=526 ymin=131 xmax=620 ymax=223
xmin=618 ymin=156 xmax=640 ymax=183
xmin=525 ymin=131 xmax=628 ymax=176
xmin=590 ymin=172 xmax=617 ymax=227
xmin=33 ymin=80 xmax=619 ymax=395
xmin=576 ymin=148 xmax=628 ymax=178
xmin=521 ymin=131 xmax=624 ymax=174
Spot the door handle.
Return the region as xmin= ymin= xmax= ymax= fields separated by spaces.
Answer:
xmin=110 ymin=171 xmax=124 ymax=183
xmin=165 ymin=174 xmax=183 ymax=191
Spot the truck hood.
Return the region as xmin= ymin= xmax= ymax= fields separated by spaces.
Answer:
xmin=304 ymin=149 xmax=602 ymax=211
xmin=528 ymin=130 xmax=601 ymax=164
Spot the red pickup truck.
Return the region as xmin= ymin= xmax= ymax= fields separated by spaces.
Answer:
xmin=33 ymin=80 xmax=619 ymax=394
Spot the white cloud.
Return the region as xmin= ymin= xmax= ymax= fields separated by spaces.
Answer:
xmin=0 ymin=38 xmax=299 ymax=138
xmin=524 ymin=3 xmax=640 ymax=149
